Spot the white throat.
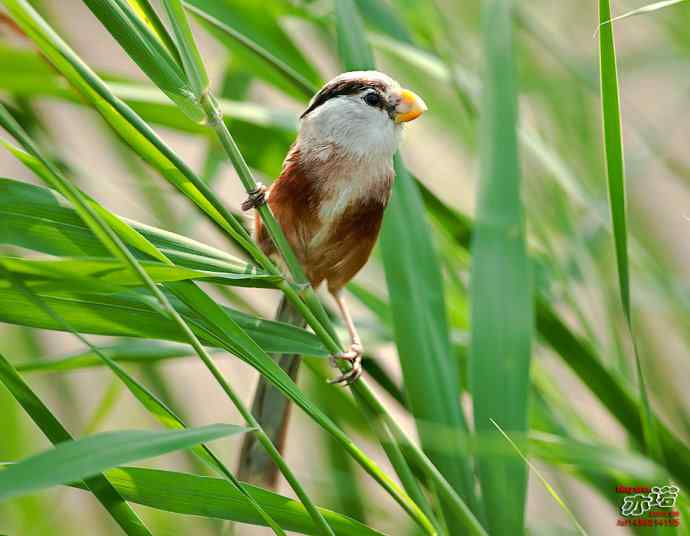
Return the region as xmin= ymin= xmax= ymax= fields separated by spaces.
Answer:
xmin=299 ymin=94 xmax=402 ymax=161
xmin=296 ymin=99 xmax=400 ymax=232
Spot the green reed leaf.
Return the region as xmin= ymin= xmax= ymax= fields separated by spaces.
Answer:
xmin=470 ymin=2 xmax=533 ymax=535
xmin=0 ymin=353 xmax=154 ymax=536
xmin=0 ymin=424 xmax=247 ymax=501
xmin=160 ymin=0 xmax=210 ymax=97
xmin=71 ymin=466 xmax=387 ymax=536
xmin=598 ymin=0 xmax=663 ymax=464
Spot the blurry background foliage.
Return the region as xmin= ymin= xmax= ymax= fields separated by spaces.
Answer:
xmin=0 ymin=0 xmax=689 ymax=535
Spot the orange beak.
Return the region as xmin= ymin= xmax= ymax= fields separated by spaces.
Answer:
xmin=394 ymin=88 xmax=427 ymax=123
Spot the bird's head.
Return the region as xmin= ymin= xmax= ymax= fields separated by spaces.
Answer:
xmin=298 ymin=71 xmax=427 ymax=160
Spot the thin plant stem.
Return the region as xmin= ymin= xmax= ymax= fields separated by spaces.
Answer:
xmin=199 ymin=92 xmax=340 ymax=344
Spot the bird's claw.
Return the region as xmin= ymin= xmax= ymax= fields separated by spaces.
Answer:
xmin=328 ymin=343 xmax=363 ymax=386
xmin=241 ymin=183 xmax=268 ymax=211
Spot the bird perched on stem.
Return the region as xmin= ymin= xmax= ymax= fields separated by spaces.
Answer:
xmin=238 ymin=71 xmax=426 ymax=487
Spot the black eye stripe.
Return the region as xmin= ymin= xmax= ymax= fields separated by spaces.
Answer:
xmin=300 ymin=79 xmax=388 ymax=118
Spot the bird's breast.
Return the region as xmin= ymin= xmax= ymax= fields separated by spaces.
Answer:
xmin=310 ymin=162 xmax=393 ymax=248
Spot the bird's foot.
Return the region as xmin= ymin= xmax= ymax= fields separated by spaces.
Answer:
xmin=328 ymin=342 xmax=363 ymax=386
xmin=241 ymin=183 xmax=268 ymax=211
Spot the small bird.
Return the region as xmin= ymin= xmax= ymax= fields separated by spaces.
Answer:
xmin=238 ymin=71 xmax=426 ymax=486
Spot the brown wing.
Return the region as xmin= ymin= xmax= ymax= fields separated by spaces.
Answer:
xmin=255 ymin=145 xmax=323 ymax=280
xmin=255 ymin=145 xmax=392 ymax=290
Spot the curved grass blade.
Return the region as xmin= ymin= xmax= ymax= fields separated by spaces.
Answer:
xmin=0 ymin=353 xmax=154 ymax=536
xmin=598 ymin=0 xmax=663 ymax=462
xmin=0 ymin=424 xmax=246 ymax=501
xmin=70 ymin=466 xmax=387 ymax=536
xmin=0 ymin=256 xmax=279 ymax=288
xmin=0 ymin=44 xmax=297 ymax=135
xmin=0 ymin=177 xmax=253 ymax=274
xmin=470 ymin=2 xmax=533 ymax=535
xmin=83 ymin=378 xmax=123 ymax=434
xmin=15 ymin=341 xmax=200 ymax=374
xmin=0 ymin=284 xmax=329 ymax=357
xmin=600 ymin=0 xmax=689 ymax=28
xmin=13 ymin=255 xmax=274 ymax=287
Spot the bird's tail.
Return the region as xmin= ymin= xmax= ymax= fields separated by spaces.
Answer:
xmin=237 ymin=294 xmax=306 ymax=487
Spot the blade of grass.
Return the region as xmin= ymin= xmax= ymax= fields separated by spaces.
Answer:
xmin=126 ymin=0 xmax=181 ymax=60
xmin=598 ymin=0 xmax=663 ymax=462
xmin=600 ymin=0 xmax=689 ymax=27
xmin=0 ymin=284 xmax=328 ymax=357
xmin=15 ymin=341 xmax=201 ymax=373
xmin=353 ymin=0 xmax=413 ymax=44
xmin=160 ymin=0 xmax=209 ymax=98
xmin=355 ymin=391 xmax=438 ymax=530
xmin=470 ymin=2 xmax=533 ymax=535
xmin=0 ymin=352 xmax=154 ymax=536
xmin=183 ymin=0 xmax=319 ymax=98
xmin=490 ymin=419 xmax=588 ymax=536
xmin=335 ymin=0 xmax=375 ymax=70
xmin=380 ymin=156 xmax=477 ymax=512
xmin=0 ymin=423 xmax=246 ymax=500
xmin=0 ymin=255 xmax=279 ymax=288
xmin=311 ymin=376 xmax=368 ymax=523
xmin=82 ymin=0 xmax=204 ymax=122
xmin=0 ymin=44 xmax=298 ymax=135
xmin=83 ymin=378 xmax=123 ymax=434
xmin=70 ymin=466 xmax=388 ymax=536
xmin=0 ymin=178 xmax=258 ymax=275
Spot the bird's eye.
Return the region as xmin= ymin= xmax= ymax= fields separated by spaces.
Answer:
xmin=363 ymin=92 xmax=382 ymax=107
